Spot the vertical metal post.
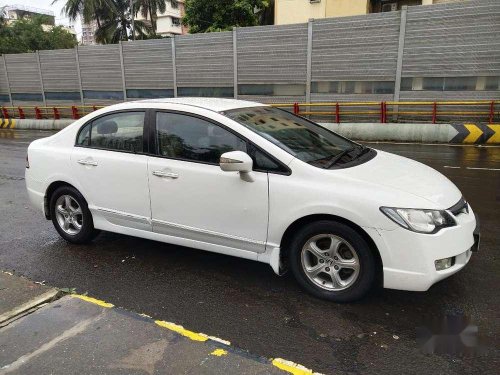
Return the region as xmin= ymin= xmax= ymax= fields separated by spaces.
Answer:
xmin=171 ymin=37 xmax=178 ymax=97
xmin=489 ymin=101 xmax=495 ymax=124
xmin=393 ymin=6 xmax=408 ymax=120
xmin=432 ymin=102 xmax=437 ymax=124
xmin=75 ymin=46 xmax=85 ymax=106
xmin=119 ymin=41 xmax=127 ymax=101
xmin=233 ymin=27 xmax=238 ymax=99
xmin=335 ymin=103 xmax=340 ymax=123
xmin=1 ymin=55 xmax=13 ymax=107
xmin=306 ymin=19 xmax=314 ymax=104
xmin=35 ymin=51 xmax=47 ymax=108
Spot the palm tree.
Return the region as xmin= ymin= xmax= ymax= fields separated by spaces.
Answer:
xmin=53 ymin=0 xmax=115 ymax=28
xmin=95 ymin=0 xmax=152 ymax=43
xmin=135 ymin=0 xmax=167 ymax=34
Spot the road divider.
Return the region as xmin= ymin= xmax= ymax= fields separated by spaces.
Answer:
xmin=3 ymin=119 xmax=499 ymax=144
xmin=319 ymin=122 xmax=500 ymax=145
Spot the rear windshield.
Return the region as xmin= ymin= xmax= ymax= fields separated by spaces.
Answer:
xmin=223 ymin=106 xmax=359 ymax=168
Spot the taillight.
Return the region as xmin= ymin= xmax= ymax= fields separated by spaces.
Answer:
xmin=26 ymin=154 xmax=30 ymax=169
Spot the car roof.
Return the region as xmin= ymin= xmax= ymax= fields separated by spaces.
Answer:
xmin=131 ymin=97 xmax=267 ymax=112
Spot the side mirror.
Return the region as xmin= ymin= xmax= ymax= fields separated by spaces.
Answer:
xmin=220 ymin=151 xmax=254 ymax=182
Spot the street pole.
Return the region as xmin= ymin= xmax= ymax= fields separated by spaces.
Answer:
xmin=130 ymin=0 xmax=135 ymax=40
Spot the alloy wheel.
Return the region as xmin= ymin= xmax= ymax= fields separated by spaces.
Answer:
xmin=301 ymin=234 xmax=360 ymax=291
xmin=55 ymin=194 xmax=83 ymax=236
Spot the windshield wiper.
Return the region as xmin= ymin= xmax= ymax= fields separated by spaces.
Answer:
xmin=324 ymin=147 xmax=356 ymax=169
xmin=350 ymin=145 xmax=371 ymax=160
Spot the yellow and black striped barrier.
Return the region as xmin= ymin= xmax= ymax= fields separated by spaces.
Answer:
xmin=0 ymin=118 xmax=16 ymax=129
xmin=450 ymin=123 xmax=500 ymax=144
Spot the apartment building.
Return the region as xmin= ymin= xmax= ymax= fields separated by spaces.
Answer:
xmin=275 ymin=0 xmax=467 ymax=25
xmin=4 ymin=4 xmax=77 ymax=36
xmin=81 ymin=21 xmax=98 ymax=45
xmin=135 ymin=0 xmax=187 ymax=37
xmin=4 ymin=4 xmax=55 ymax=25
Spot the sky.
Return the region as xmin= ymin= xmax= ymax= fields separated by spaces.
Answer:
xmin=0 ymin=0 xmax=83 ymax=39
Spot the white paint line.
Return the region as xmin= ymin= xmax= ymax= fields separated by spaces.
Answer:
xmin=443 ymin=166 xmax=461 ymax=169
xmin=466 ymin=167 xmax=500 ymax=171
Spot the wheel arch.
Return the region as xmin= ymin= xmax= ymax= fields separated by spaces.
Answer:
xmin=279 ymin=214 xmax=383 ymax=285
xmin=44 ymin=181 xmax=79 ymax=220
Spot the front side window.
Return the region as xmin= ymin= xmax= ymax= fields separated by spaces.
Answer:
xmin=156 ymin=112 xmax=246 ymax=164
xmin=224 ymin=106 xmax=363 ymax=169
xmin=77 ymin=111 xmax=145 ymax=153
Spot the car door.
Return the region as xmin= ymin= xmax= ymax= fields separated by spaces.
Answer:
xmin=71 ymin=110 xmax=151 ymax=231
xmin=147 ymin=111 xmax=269 ymax=253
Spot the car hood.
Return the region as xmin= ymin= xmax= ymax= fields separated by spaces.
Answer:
xmin=336 ymin=149 xmax=462 ymax=209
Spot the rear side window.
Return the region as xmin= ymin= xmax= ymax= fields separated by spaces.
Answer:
xmin=76 ymin=112 xmax=145 ymax=153
xmin=156 ymin=112 xmax=246 ymax=164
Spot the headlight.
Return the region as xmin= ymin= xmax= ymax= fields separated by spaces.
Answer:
xmin=380 ymin=207 xmax=456 ymax=234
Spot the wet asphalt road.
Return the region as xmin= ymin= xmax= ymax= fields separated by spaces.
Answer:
xmin=0 ymin=129 xmax=499 ymax=374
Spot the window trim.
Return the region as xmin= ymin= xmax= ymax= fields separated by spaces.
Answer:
xmin=74 ymin=108 xmax=152 ymax=155
xmin=150 ymin=109 xmax=291 ymax=175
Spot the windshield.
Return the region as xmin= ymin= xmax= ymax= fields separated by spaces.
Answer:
xmin=224 ymin=106 xmax=360 ymax=168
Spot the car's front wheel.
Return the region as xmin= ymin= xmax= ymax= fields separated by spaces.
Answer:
xmin=49 ymin=186 xmax=100 ymax=244
xmin=289 ymin=220 xmax=377 ymax=302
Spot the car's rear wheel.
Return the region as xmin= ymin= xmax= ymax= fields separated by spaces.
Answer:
xmin=50 ymin=186 xmax=100 ymax=244
xmin=289 ymin=220 xmax=376 ymax=302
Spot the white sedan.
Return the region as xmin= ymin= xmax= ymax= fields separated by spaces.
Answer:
xmin=25 ymin=98 xmax=479 ymax=301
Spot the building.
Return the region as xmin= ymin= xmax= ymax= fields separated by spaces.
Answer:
xmin=135 ymin=0 xmax=187 ymax=37
xmin=4 ymin=4 xmax=76 ymax=36
xmin=81 ymin=21 xmax=98 ymax=45
xmin=274 ymin=0 xmax=467 ymax=25
xmin=4 ymin=4 xmax=55 ymax=25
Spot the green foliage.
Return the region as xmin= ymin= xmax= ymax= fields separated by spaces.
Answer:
xmin=0 ymin=16 xmax=77 ymax=54
xmin=183 ymin=0 xmax=270 ymax=33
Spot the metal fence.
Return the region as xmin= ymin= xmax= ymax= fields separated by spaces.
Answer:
xmin=0 ymin=0 xmax=499 ymax=122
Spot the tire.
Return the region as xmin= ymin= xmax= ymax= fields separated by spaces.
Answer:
xmin=49 ymin=186 xmax=100 ymax=244
xmin=289 ymin=220 xmax=377 ymax=302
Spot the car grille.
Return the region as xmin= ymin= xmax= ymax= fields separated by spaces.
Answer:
xmin=448 ymin=197 xmax=469 ymax=216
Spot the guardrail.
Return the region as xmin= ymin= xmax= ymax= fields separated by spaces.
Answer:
xmin=0 ymin=101 xmax=499 ymax=123
xmin=270 ymin=101 xmax=500 ymax=124
xmin=0 ymin=105 xmax=105 ymax=121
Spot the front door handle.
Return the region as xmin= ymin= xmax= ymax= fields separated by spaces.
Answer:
xmin=153 ymin=170 xmax=179 ymax=179
xmin=77 ymin=159 xmax=98 ymax=166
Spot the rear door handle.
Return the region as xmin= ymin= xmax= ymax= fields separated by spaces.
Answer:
xmin=152 ymin=170 xmax=179 ymax=179
xmin=77 ymin=159 xmax=98 ymax=166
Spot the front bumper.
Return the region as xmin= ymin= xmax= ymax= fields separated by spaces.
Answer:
xmin=366 ymin=206 xmax=478 ymax=292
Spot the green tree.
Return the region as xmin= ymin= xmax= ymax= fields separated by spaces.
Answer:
xmin=95 ymin=0 xmax=152 ymax=43
xmin=136 ymin=0 xmax=167 ymax=34
xmin=183 ymin=0 xmax=269 ymax=33
xmin=53 ymin=0 xmax=115 ymax=28
xmin=0 ymin=16 xmax=77 ymax=54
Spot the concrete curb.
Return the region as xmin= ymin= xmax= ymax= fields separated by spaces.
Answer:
xmin=0 ymin=289 xmax=61 ymax=327
xmin=2 ymin=118 xmax=499 ymax=144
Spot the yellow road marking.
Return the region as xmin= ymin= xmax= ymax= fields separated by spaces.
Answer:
xmin=486 ymin=124 xmax=500 ymax=144
xmin=272 ymin=358 xmax=317 ymax=375
xmin=210 ymin=348 xmax=228 ymax=357
xmin=72 ymin=294 xmax=114 ymax=308
xmin=155 ymin=320 xmax=208 ymax=342
xmin=10 ymin=119 xmax=15 ymax=129
xmin=463 ymin=124 xmax=482 ymax=143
